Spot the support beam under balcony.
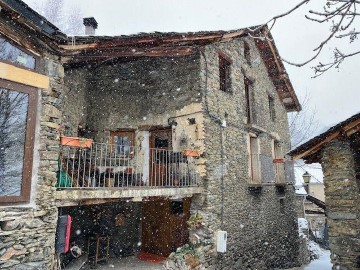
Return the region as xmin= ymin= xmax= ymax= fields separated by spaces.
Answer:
xmin=55 ymin=186 xmax=204 ymax=206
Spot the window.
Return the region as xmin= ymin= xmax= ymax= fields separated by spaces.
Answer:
xmin=268 ymin=95 xmax=276 ymax=122
xmin=170 ymin=200 xmax=184 ymax=215
xmin=244 ymin=41 xmax=251 ymax=65
xmin=110 ymin=130 xmax=135 ymax=156
xmin=244 ymin=77 xmax=254 ymax=124
xmin=0 ymin=80 xmax=37 ymax=203
xmin=249 ymin=136 xmax=261 ymax=184
xmin=0 ymin=35 xmax=36 ymax=69
xmin=219 ymin=54 xmax=231 ymax=92
xmin=273 ymin=141 xmax=285 ymax=184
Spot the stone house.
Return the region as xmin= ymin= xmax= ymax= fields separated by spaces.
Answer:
xmin=0 ymin=0 xmax=305 ymax=269
xmin=290 ymin=112 xmax=360 ymax=270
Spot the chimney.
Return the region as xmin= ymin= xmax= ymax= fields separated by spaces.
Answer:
xmin=83 ymin=17 xmax=98 ymax=35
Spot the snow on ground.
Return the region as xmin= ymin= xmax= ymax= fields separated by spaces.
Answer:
xmin=284 ymin=249 xmax=332 ymax=270
xmin=302 ymin=250 xmax=332 ymax=270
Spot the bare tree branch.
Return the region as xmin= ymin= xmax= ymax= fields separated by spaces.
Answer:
xmin=249 ymin=0 xmax=360 ymax=76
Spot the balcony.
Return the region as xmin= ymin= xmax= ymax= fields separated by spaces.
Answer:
xmin=55 ymin=141 xmax=202 ymax=204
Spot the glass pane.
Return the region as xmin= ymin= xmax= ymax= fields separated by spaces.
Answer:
xmin=155 ymin=136 xmax=169 ymax=148
xmin=0 ymin=88 xmax=29 ymax=196
xmin=0 ymin=37 xmax=36 ymax=69
xmin=114 ymin=135 xmax=131 ymax=155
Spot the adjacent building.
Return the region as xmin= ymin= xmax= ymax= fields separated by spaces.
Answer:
xmin=290 ymin=113 xmax=360 ymax=270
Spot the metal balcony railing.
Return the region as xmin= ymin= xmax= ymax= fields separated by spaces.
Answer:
xmin=57 ymin=142 xmax=199 ymax=189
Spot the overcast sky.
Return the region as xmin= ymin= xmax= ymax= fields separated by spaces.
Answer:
xmin=25 ymin=0 xmax=360 ymax=134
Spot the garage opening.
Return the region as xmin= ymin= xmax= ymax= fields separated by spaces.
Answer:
xmin=55 ymin=198 xmax=191 ymax=269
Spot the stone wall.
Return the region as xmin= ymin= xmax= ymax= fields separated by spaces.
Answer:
xmin=63 ymin=56 xmax=205 ymax=152
xmin=62 ymin=67 xmax=91 ymax=136
xmin=0 ymin=56 xmax=64 ymax=269
xmin=178 ymin=37 xmax=302 ymax=270
xmin=321 ymin=139 xmax=360 ymax=270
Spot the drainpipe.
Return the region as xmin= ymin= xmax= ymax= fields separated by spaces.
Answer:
xmin=199 ymin=48 xmax=226 ymax=229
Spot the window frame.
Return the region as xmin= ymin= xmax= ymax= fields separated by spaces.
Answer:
xmin=244 ymin=76 xmax=254 ymax=124
xmin=0 ymin=79 xmax=38 ymax=204
xmin=110 ymin=130 xmax=135 ymax=157
xmin=273 ymin=140 xmax=285 ymax=184
xmin=0 ymin=34 xmax=39 ymax=71
xmin=249 ymin=135 xmax=261 ymax=184
xmin=218 ymin=53 xmax=232 ymax=93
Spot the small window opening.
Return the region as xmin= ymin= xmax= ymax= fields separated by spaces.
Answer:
xmin=219 ymin=55 xmax=231 ymax=92
xmin=188 ymin=118 xmax=196 ymax=125
xmin=244 ymin=41 xmax=251 ymax=65
xmin=170 ymin=200 xmax=184 ymax=215
xmin=244 ymin=77 xmax=253 ymax=124
xmin=269 ymin=95 xmax=276 ymax=122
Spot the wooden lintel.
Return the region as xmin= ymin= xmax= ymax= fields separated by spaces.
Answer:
xmin=0 ymin=62 xmax=49 ymax=89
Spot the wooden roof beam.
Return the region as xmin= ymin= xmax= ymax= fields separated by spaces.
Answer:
xmin=292 ymin=118 xmax=360 ymax=160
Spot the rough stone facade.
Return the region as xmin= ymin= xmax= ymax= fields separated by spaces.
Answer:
xmin=63 ymin=56 xmax=203 ymax=149
xmin=165 ymin=38 xmax=303 ymax=269
xmin=321 ymin=139 xmax=360 ymax=270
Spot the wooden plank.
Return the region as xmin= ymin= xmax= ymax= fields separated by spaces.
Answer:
xmin=346 ymin=123 xmax=360 ymax=137
xmin=0 ymin=62 xmax=49 ymax=89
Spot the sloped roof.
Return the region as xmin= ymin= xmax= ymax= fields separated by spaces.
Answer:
xmin=1 ymin=0 xmax=300 ymax=112
xmin=289 ymin=112 xmax=360 ymax=161
xmin=59 ymin=27 xmax=301 ymax=112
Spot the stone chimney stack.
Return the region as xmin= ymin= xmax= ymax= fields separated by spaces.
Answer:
xmin=83 ymin=17 xmax=98 ymax=35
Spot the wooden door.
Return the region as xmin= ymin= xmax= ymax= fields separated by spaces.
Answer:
xmin=149 ymin=128 xmax=172 ymax=186
xmin=141 ymin=198 xmax=191 ymax=257
xmin=141 ymin=200 xmax=171 ymax=256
